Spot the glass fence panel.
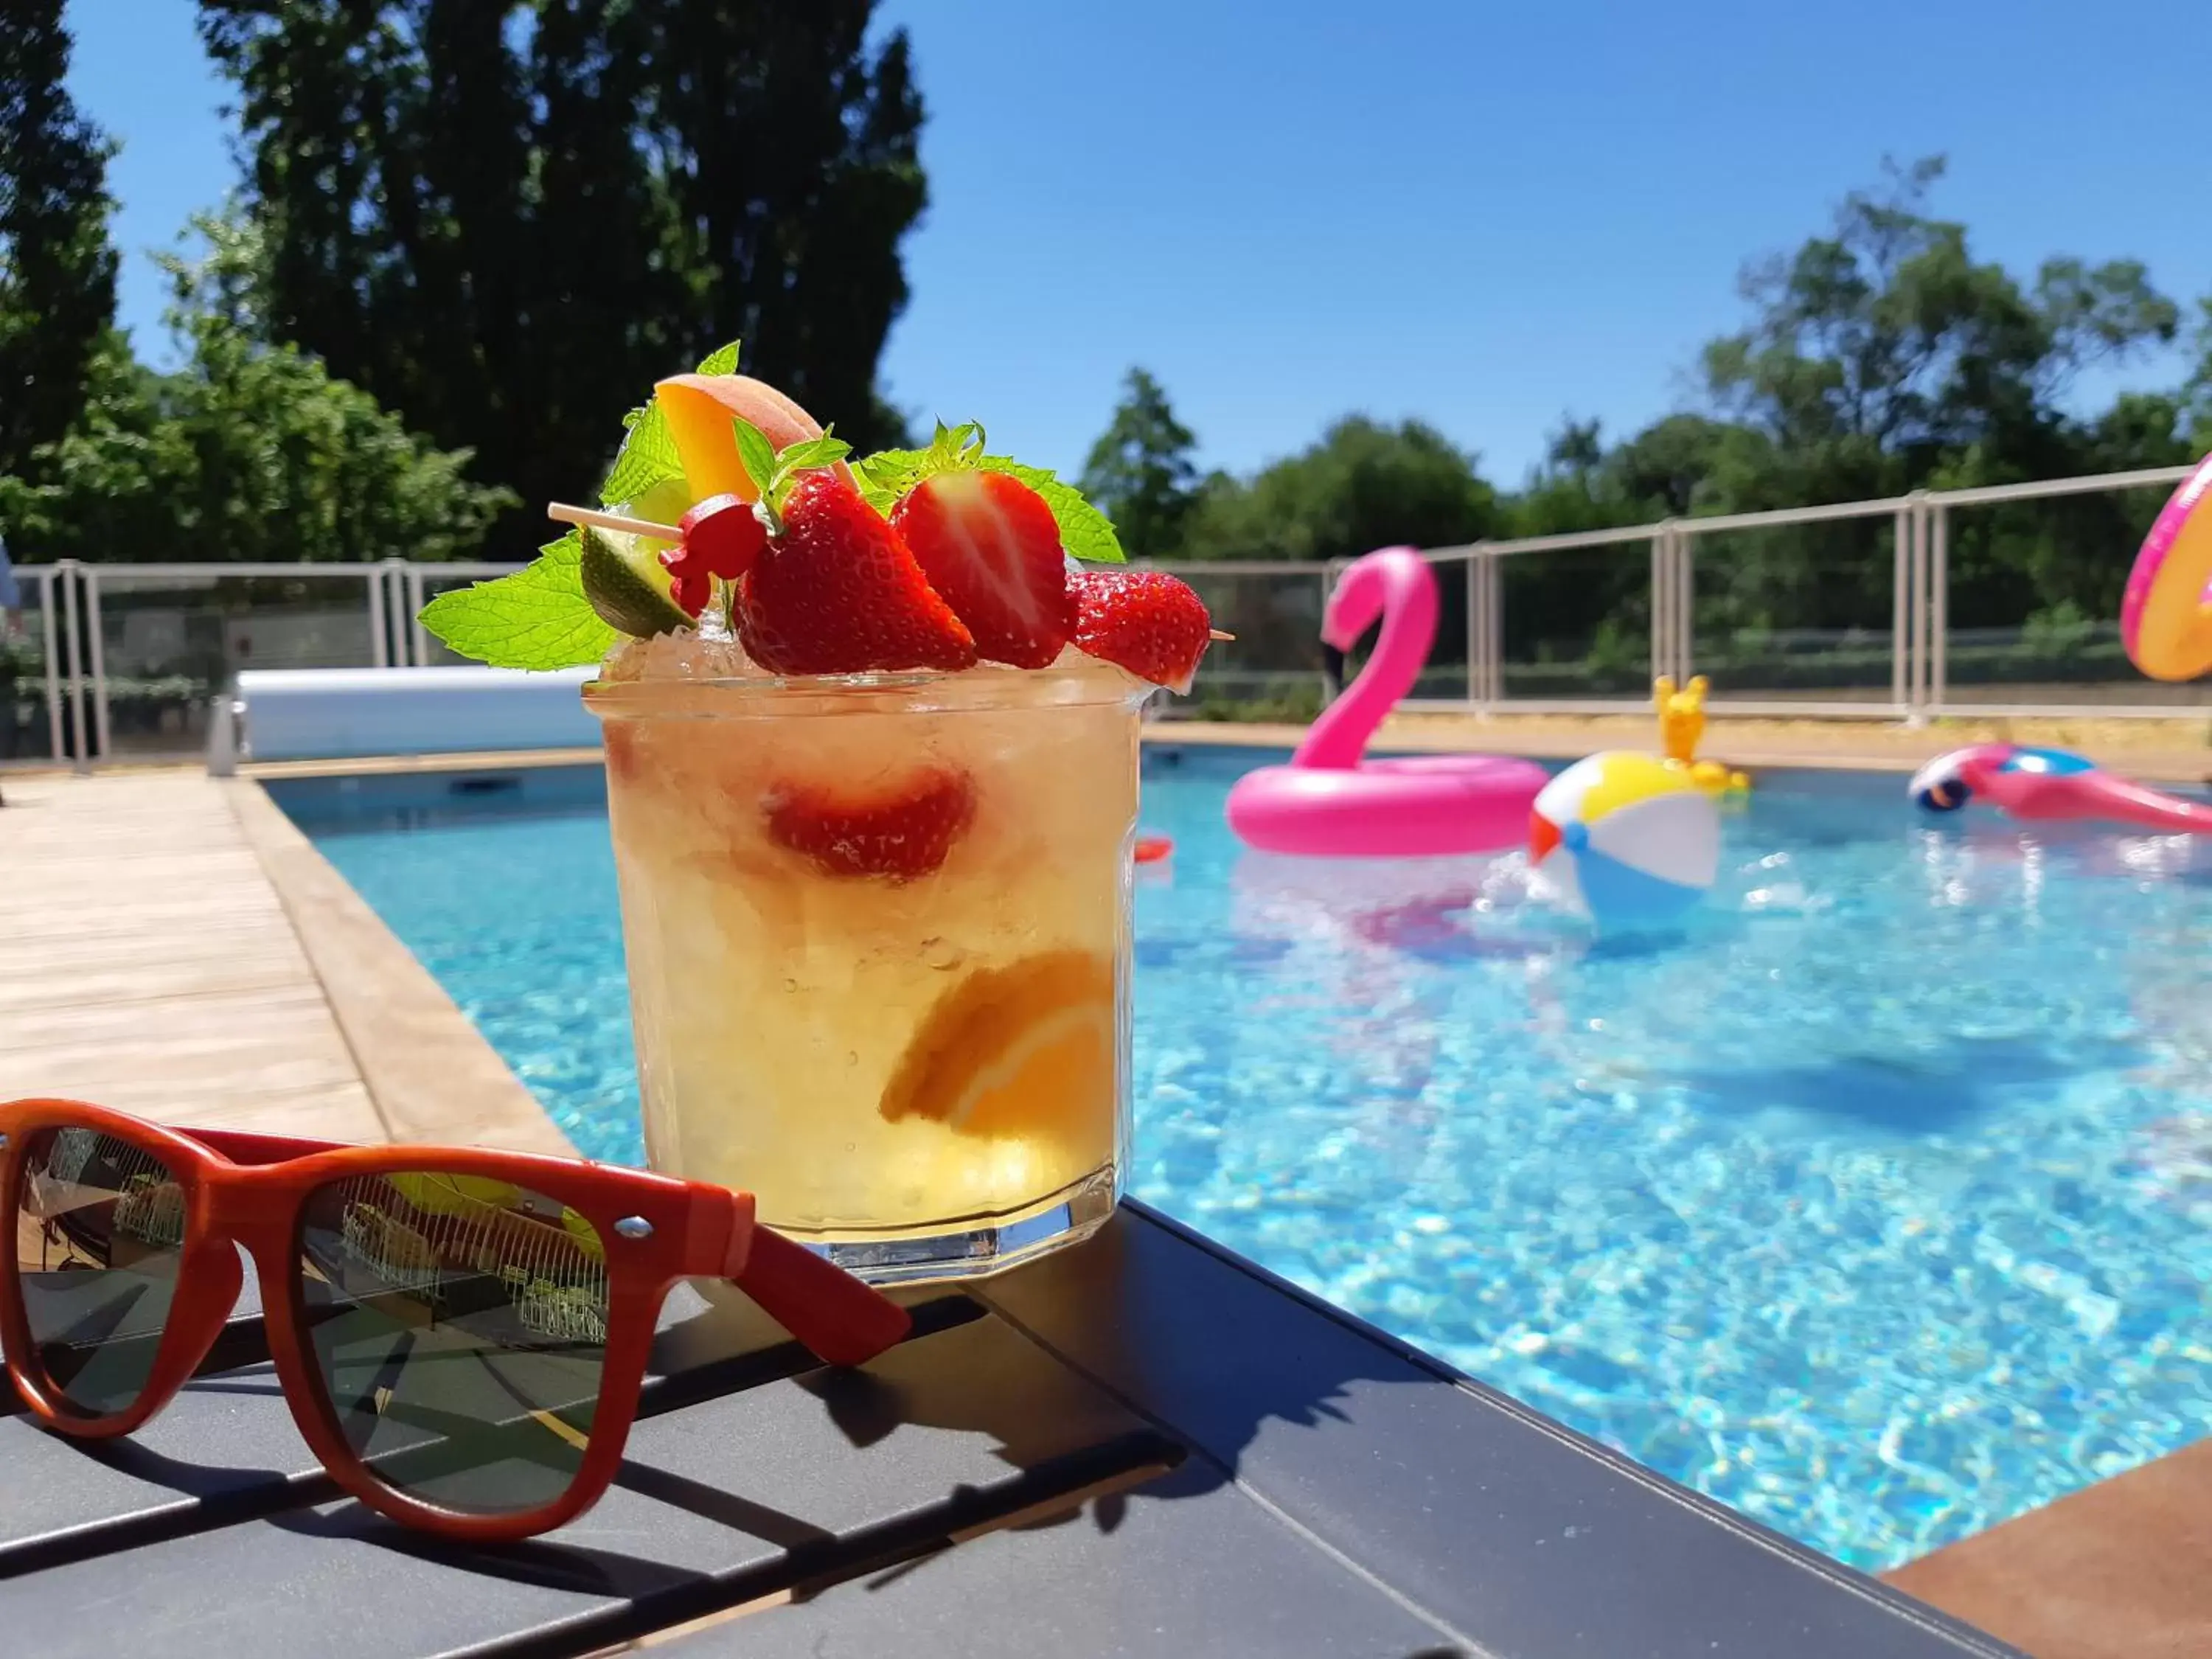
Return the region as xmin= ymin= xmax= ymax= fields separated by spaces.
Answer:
xmin=90 ymin=569 xmax=377 ymax=757
xmin=1688 ymin=515 xmax=1897 ymax=702
xmin=1156 ymin=566 xmax=1332 ymax=721
xmin=1497 ymin=540 xmax=1653 ymax=700
xmin=1939 ymin=483 xmax=2208 ymax=706
xmin=2 ymin=569 xmax=70 ymax=766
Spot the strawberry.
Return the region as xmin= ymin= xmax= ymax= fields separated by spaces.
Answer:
xmin=1068 ymin=567 xmax=1212 ymax=693
xmin=889 ymin=471 xmax=1076 ymax=669
xmin=736 ymin=471 xmax=977 ymax=675
xmin=764 ymin=766 xmax=976 ymax=882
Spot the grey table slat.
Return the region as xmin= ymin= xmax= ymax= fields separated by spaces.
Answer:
xmin=0 ymin=1206 xmax=2020 ymax=1659
xmin=664 ymin=1461 xmax=1458 ymax=1659
xmin=974 ymin=1205 xmax=2022 ymax=1659
xmin=0 ymin=1276 xmax=953 ymax=1570
xmin=0 ymin=1310 xmax=1169 ymax=1659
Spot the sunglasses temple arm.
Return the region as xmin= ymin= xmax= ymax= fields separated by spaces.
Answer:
xmin=732 ymin=1225 xmax=911 ymax=1368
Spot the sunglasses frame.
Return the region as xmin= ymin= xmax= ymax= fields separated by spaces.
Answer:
xmin=0 ymin=1097 xmax=911 ymax=1543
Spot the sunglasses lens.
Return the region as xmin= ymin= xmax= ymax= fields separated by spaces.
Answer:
xmin=296 ymin=1171 xmax=610 ymax=1517
xmin=10 ymin=1127 xmax=187 ymax=1416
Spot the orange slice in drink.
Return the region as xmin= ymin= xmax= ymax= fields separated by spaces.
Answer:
xmin=879 ymin=950 xmax=1117 ymax=1141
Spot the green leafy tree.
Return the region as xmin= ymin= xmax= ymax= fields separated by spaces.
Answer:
xmin=0 ymin=212 xmax=514 ymax=565
xmin=0 ymin=3 xmax=119 ymax=479
xmin=1183 ymin=415 xmax=1498 ymax=563
xmin=1703 ymin=156 xmax=2177 ymax=503
xmin=197 ymin=0 xmax=928 ymax=543
xmin=1079 ymin=368 xmax=1200 ymax=561
xmin=1543 ymin=416 xmax=1604 ymax=479
xmin=2183 ymin=295 xmax=2212 ymax=452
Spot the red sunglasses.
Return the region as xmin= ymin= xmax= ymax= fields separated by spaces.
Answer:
xmin=0 ymin=1098 xmax=910 ymax=1543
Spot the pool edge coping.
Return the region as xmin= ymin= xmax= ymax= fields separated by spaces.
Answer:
xmin=222 ymin=713 xmax=2211 ymax=787
xmin=223 ymin=776 xmax=579 ymax=1158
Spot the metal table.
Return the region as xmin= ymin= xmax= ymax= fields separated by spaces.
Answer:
xmin=0 ymin=1203 xmax=2019 ymax=1657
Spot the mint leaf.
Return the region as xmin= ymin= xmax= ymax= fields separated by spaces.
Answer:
xmin=852 ymin=434 xmax=968 ymax=511
xmin=775 ymin=432 xmax=853 ymax=476
xmin=694 ymin=339 xmax=742 ymax=375
xmin=975 ymin=456 xmax=1126 ymax=563
xmin=850 ymin=428 xmax=1124 ymax=561
xmin=600 ymin=402 xmax=682 ymax=506
xmin=731 ymin=417 xmax=778 ymax=498
xmin=418 ymin=532 xmax=619 ymax=669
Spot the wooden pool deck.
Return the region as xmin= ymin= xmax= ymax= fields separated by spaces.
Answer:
xmin=0 ymin=768 xmax=566 ymax=1155
xmin=1 ymin=741 xmax=2205 ymax=1658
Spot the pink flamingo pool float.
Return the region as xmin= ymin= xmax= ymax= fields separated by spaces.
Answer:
xmin=1910 ymin=743 xmax=2212 ymax=833
xmin=1225 ymin=548 xmax=1547 ymax=857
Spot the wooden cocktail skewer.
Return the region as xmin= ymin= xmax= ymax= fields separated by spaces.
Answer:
xmin=547 ymin=501 xmax=1234 ymax=640
xmin=549 ymin=501 xmax=676 ymax=540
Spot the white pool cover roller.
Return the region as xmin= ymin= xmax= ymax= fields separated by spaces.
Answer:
xmin=226 ymin=666 xmax=599 ymax=763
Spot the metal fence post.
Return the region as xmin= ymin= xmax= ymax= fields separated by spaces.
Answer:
xmin=1891 ymin=503 xmax=1911 ymax=715
xmin=58 ymin=560 xmax=88 ymax=773
xmin=388 ymin=560 xmax=416 ymax=665
xmin=1478 ymin=546 xmax=1504 ymax=708
xmin=37 ymin=568 xmax=65 ymax=766
xmin=367 ymin=563 xmax=391 ymax=669
xmin=85 ymin=567 xmax=111 ymax=763
xmin=406 ymin=565 xmax=430 ymax=668
xmin=1465 ymin=549 xmax=1486 ymax=712
xmin=1652 ymin=521 xmax=1691 ymax=686
xmin=1896 ymin=492 xmax=1933 ymax=726
xmin=1674 ymin=524 xmax=1694 ymax=684
xmin=1914 ymin=491 xmax=1935 ymax=725
xmin=1927 ymin=500 xmax=1948 ymax=716
xmin=1315 ymin=562 xmax=1338 ymax=706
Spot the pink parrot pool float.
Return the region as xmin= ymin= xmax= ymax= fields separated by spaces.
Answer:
xmin=1225 ymin=547 xmax=1546 ymax=858
xmin=1909 ymin=743 xmax=2212 ymax=833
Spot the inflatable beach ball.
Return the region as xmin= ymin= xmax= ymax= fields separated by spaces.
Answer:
xmin=1529 ymin=751 xmax=1721 ymax=931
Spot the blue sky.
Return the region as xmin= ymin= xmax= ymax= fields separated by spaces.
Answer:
xmin=67 ymin=0 xmax=2208 ymax=484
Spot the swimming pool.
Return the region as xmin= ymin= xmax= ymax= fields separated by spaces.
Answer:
xmin=279 ymin=747 xmax=2212 ymax=1572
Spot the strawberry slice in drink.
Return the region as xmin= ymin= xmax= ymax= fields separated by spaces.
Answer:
xmin=765 ymin=766 xmax=977 ymax=882
xmin=737 ymin=471 xmax=977 ymax=676
xmin=1068 ymin=567 xmax=1213 ymax=693
xmin=891 ymin=472 xmax=1077 ymax=669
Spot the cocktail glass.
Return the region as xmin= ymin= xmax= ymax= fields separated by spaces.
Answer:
xmin=586 ymin=654 xmax=1145 ymax=1285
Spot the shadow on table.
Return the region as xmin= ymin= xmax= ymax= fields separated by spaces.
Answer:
xmin=22 ymin=1205 xmax=1476 ymax=1659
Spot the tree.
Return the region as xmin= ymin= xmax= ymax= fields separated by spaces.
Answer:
xmin=0 ymin=212 xmax=514 ymax=566
xmin=1702 ymin=155 xmax=2178 ymax=504
xmin=1079 ymin=368 xmax=1200 ymax=561
xmin=1183 ymin=416 xmax=1498 ymax=563
xmin=1543 ymin=416 xmax=1604 ymax=478
xmin=0 ymin=4 xmax=119 ymax=479
xmin=197 ymin=1 xmax=928 ymax=546
xmin=2184 ymin=295 xmax=2212 ymax=452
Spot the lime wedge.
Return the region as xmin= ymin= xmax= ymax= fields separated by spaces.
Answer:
xmin=580 ymin=524 xmax=690 ymax=637
xmin=627 ymin=474 xmax=697 ymax=524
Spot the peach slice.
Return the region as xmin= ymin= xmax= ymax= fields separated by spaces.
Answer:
xmin=877 ymin=950 xmax=1117 ymax=1142
xmin=655 ymin=374 xmax=852 ymax=503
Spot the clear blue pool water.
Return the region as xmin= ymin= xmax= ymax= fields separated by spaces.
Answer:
xmin=284 ymin=748 xmax=2212 ymax=1571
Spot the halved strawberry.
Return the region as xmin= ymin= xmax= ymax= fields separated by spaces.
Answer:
xmin=736 ymin=471 xmax=977 ymax=675
xmin=1068 ymin=568 xmax=1212 ymax=693
xmin=890 ymin=472 xmax=1076 ymax=669
xmin=764 ymin=766 xmax=976 ymax=882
